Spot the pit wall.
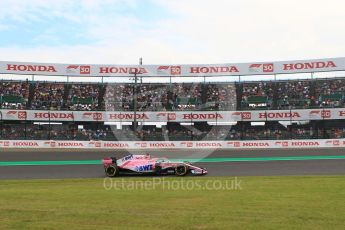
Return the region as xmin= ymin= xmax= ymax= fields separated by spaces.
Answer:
xmin=0 ymin=139 xmax=343 ymax=149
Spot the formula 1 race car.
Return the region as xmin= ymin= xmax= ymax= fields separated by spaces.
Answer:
xmin=102 ymin=154 xmax=207 ymax=177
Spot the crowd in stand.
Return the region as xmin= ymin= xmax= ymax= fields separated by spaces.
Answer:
xmin=31 ymin=82 xmax=64 ymax=110
xmin=103 ymin=83 xmax=235 ymax=111
xmin=2 ymin=78 xmax=345 ymax=142
xmin=0 ymin=124 xmax=112 ymax=140
xmin=1 ymin=78 xmax=345 ymax=111
xmin=104 ymin=84 xmax=132 ymax=111
xmin=0 ymin=81 xmax=29 ymax=109
xmin=171 ymin=83 xmax=202 ymax=110
xmin=276 ymin=81 xmax=311 ymax=109
xmin=105 ymin=84 xmax=168 ymax=111
xmin=136 ymin=84 xmax=168 ymax=111
xmin=2 ymin=121 xmax=345 ymax=141
xmin=242 ymin=82 xmax=274 ymax=98
xmin=66 ymin=84 xmax=100 ymax=111
xmin=314 ymin=79 xmax=345 ymax=108
xmin=240 ymin=78 xmax=345 ymax=109
xmin=204 ymin=84 xmax=237 ymax=110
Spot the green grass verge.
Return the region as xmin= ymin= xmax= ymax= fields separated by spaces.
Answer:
xmin=0 ymin=176 xmax=344 ymax=230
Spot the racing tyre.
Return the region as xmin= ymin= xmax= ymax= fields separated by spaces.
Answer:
xmin=175 ymin=165 xmax=188 ymax=176
xmin=105 ymin=165 xmax=119 ymax=177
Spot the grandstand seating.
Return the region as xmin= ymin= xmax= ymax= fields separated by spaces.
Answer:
xmin=0 ymin=81 xmax=29 ymax=109
xmin=1 ymin=77 xmax=345 ymax=111
xmin=2 ymin=78 xmax=345 ymax=141
xmin=2 ymin=120 xmax=345 ymax=141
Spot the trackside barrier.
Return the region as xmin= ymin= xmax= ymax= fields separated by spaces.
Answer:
xmin=0 ymin=139 xmax=344 ymax=149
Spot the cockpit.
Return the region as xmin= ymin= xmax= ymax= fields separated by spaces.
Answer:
xmin=155 ymin=158 xmax=170 ymax=163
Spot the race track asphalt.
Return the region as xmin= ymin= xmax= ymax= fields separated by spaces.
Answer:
xmin=1 ymin=148 xmax=345 ymax=179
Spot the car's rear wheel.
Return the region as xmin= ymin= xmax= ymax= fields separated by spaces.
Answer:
xmin=105 ymin=165 xmax=119 ymax=177
xmin=175 ymin=165 xmax=188 ymax=176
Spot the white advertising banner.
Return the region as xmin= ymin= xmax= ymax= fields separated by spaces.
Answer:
xmin=0 ymin=139 xmax=344 ymax=149
xmin=1 ymin=108 xmax=345 ymax=122
xmin=1 ymin=57 xmax=345 ymax=77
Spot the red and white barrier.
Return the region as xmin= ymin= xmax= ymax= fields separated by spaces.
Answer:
xmin=0 ymin=139 xmax=344 ymax=149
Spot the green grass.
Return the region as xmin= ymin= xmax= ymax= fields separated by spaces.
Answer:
xmin=0 ymin=176 xmax=344 ymax=230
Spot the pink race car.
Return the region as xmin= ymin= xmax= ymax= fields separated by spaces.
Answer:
xmin=102 ymin=154 xmax=207 ymax=177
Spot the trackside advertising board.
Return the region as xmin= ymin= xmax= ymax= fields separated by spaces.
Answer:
xmin=1 ymin=57 xmax=345 ymax=77
xmin=0 ymin=139 xmax=343 ymax=149
xmin=1 ymin=109 xmax=345 ymax=122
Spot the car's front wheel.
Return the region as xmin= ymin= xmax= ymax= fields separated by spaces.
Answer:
xmin=175 ymin=165 xmax=188 ymax=176
xmin=105 ymin=165 xmax=119 ymax=177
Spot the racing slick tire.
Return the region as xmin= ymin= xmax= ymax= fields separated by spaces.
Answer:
xmin=175 ymin=164 xmax=188 ymax=176
xmin=105 ymin=164 xmax=119 ymax=177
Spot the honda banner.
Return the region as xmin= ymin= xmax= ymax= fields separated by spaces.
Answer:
xmin=1 ymin=139 xmax=345 ymax=149
xmin=1 ymin=57 xmax=345 ymax=77
xmin=1 ymin=108 xmax=345 ymax=122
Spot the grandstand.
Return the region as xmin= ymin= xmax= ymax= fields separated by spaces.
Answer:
xmin=1 ymin=58 xmax=345 ymax=143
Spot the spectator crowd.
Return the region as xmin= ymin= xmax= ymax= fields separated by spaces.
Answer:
xmin=31 ymin=82 xmax=64 ymax=110
xmin=0 ymin=77 xmax=345 ymax=111
xmin=0 ymin=81 xmax=29 ymax=109
xmin=2 ymin=121 xmax=345 ymax=141
xmin=104 ymin=83 xmax=235 ymax=111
